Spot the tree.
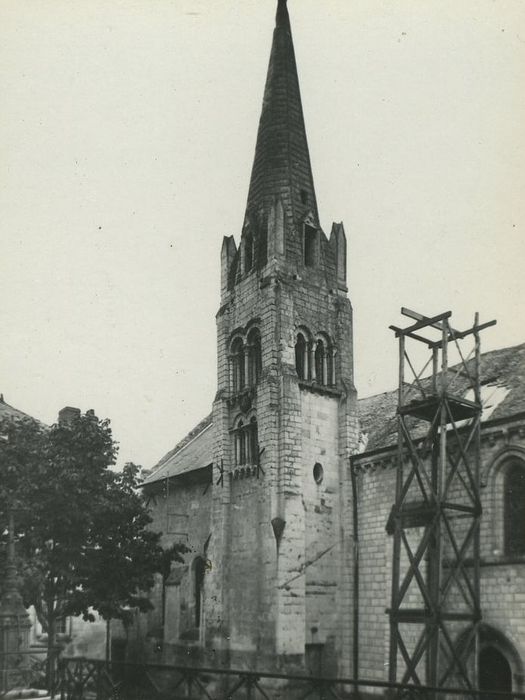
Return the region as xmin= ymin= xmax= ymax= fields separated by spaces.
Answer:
xmin=0 ymin=411 xmax=185 ymax=689
xmin=75 ymin=462 xmax=187 ymax=663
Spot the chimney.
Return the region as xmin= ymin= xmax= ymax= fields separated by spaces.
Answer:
xmin=58 ymin=406 xmax=81 ymax=426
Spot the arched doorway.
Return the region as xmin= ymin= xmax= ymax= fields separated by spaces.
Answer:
xmin=479 ymin=646 xmax=512 ymax=697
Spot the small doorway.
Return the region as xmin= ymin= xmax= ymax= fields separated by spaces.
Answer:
xmin=479 ymin=646 xmax=512 ymax=697
xmin=305 ymin=643 xmax=324 ymax=676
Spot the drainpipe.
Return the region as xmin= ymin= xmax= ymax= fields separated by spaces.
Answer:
xmin=350 ymin=456 xmax=359 ymax=694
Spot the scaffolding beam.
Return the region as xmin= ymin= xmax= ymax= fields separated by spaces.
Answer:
xmin=387 ymin=308 xmax=495 ymax=695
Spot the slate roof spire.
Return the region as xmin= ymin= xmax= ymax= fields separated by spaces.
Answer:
xmin=276 ymin=0 xmax=290 ymax=28
xmin=245 ymin=0 xmax=319 ymax=233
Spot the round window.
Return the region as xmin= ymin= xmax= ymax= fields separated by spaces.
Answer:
xmin=313 ymin=462 xmax=324 ymax=484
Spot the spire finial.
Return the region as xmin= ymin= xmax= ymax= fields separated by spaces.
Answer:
xmin=276 ymin=0 xmax=289 ymax=28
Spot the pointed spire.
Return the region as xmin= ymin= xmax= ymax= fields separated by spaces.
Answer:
xmin=244 ymin=0 xmax=319 ymax=247
xmin=276 ymin=0 xmax=290 ymax=29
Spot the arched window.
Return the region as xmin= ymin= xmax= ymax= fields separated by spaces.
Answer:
xmin=193 ymin=557 xmax=206 ymax=629
xmin=231 ymin=338 xmax=245 ymax=393
xmin=504 ymin=461 xmax=525 ymax=555
xmin=233 ymin=415 xmax=258 ymax=466
xmin=247 ymin=328 xmax=262 ymax=385
xmin=314 ymin=339 xmax=325 ymax=384
xmin=295 ymin=332 xmax=307 ymax=380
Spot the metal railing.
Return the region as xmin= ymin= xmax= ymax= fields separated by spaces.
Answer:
xmin=56 ymin=657 xmax=525 ymax=700
xmin=0 ymin=650 xmax=50 ymax=697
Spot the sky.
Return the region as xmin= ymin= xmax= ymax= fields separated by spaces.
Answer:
xmin=1 ymin=0 xmax=524 ymax=469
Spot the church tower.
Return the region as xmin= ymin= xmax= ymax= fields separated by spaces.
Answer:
xmin=206 ymin=0 xmax=359 ymax=674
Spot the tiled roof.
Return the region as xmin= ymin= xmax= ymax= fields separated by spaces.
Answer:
xmin=145 ymin=342 xmax=525 ymax=483
xmin=143 ymin=415 xmax=213 ymax=485
xmin=0 ymin=395 xmax=39 ymax=424
xmin=358 ymin=390 xmax=399 ymax=453
xmin=359 ymin=341 xmax=525 ymax=453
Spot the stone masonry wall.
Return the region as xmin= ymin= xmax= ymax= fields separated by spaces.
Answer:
xmin=209 ymin=224 xmax=358 ymax=674
xmin=227 ymin=477 xmax=272 ymax=654
xmin=209 ymin=264 xmax=283 ymax=666
xmin=301 ymin=391 xmax=340 ymax=674
xmin=123 ymin=476 xmax=212 ymax=663
xmin=355 ymin=461 xmax=394 ymax=682
xmin=275 ymin=270 xmax=358 ymax=674
xmin=153 ymin=479 xmax=211 ymax=646
xmin=354 ymin=416 xmax=525 ymax=686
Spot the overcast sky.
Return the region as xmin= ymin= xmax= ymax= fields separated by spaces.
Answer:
xmin=1 ymin=0 xmax=524 ymax=468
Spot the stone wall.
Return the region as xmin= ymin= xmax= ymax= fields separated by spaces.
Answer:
xmin=208 ymin=219 xmax=358 ymax=673
xmin=354 ymin=415 xmax=525 ymax=686
xmin=301 ymin=391 xmax=340 ymax=675
xmin=355 ymin=461 xmax=393 ymax=682
xmin=133 ymin=476 xmax=212 ymax=662
xmin=208 ymin=263 xmax=283 ymax=666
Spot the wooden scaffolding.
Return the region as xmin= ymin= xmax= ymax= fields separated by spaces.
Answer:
xmin=387 ymin=307 xmax=496 ymax=693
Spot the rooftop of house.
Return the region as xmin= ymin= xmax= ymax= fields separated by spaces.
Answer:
xmin=0 ymin=400 xmax=93 ymax=430
xmin=0 ymin=394 xmax=39 ymax=424
xmin=143 ymin=341 xmax=525 ymax=486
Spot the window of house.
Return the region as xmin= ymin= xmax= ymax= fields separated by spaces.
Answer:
xmin=231 ymin=338 xmax=245 ymax=393
xmin=247 ymin=328 xmax=262 ymax=385
xmin=304 ymin=224 xmax=317 ymax=267
xmin=55 ymin=617 xmax=67 ymax=635
xmin=504 ymin=461 xmax=525 ymax=556
xmin=295 ymin=332 xmax=307 ymax=380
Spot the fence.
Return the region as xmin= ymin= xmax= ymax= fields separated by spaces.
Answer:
xmin=0 ymin=650 xmax=49 ymax=696
xmin=55 ymin=657 xmax=525 ymax=700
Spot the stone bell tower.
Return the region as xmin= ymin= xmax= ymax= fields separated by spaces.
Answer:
xmin=205 ymin=0 xmax=359 ymax=675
